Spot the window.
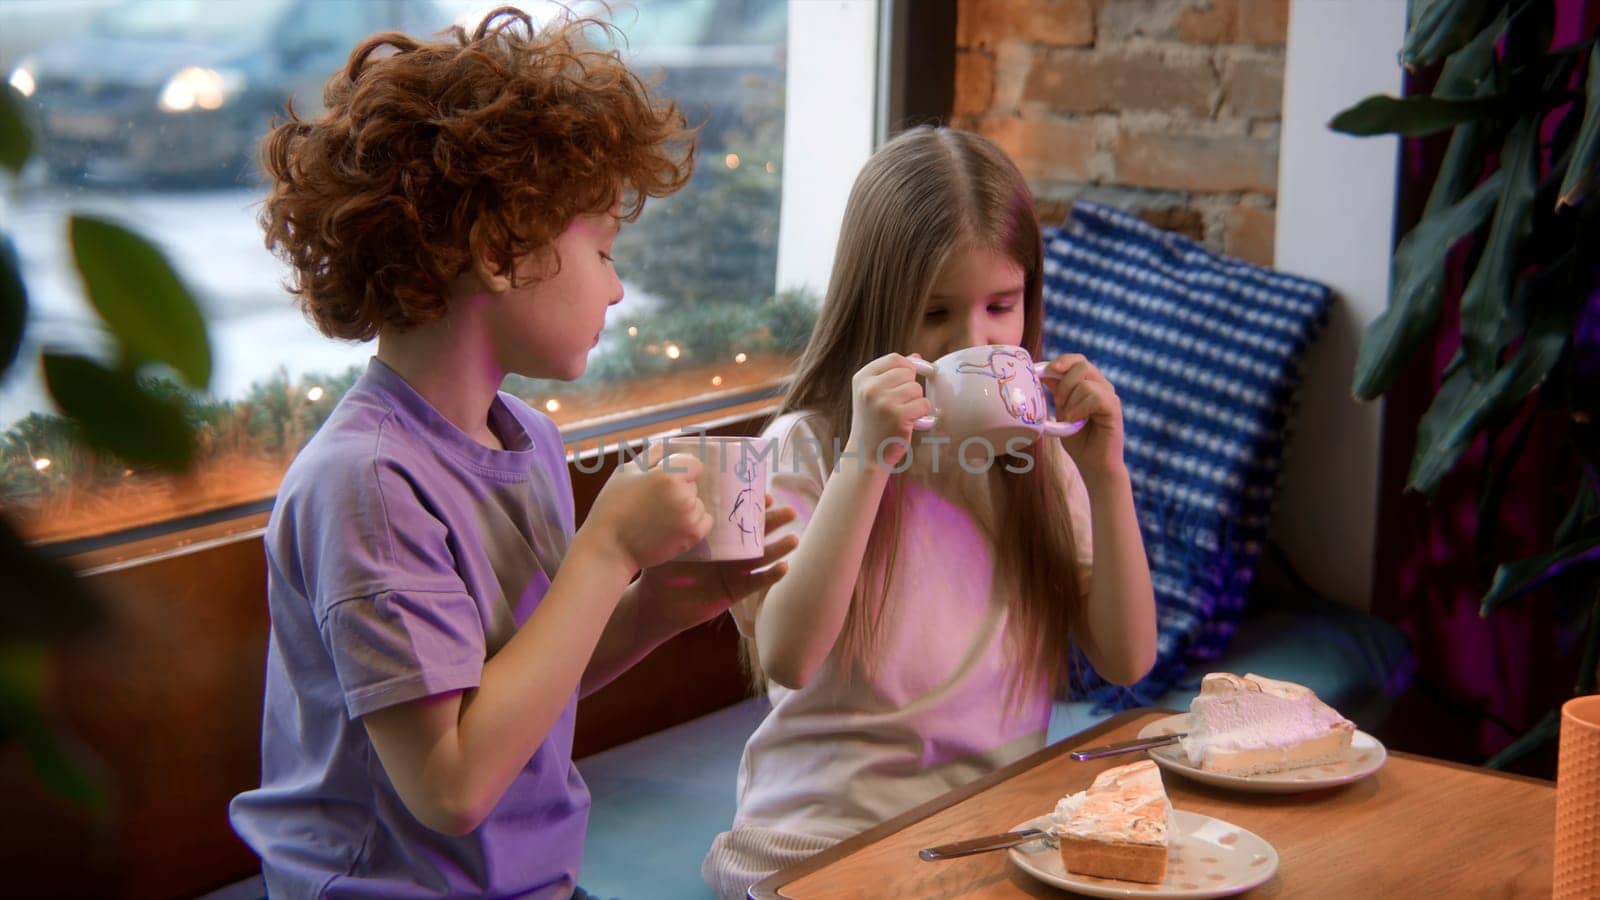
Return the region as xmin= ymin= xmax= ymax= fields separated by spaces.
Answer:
xmin=1 ymin=0 xmax=883 ymax=550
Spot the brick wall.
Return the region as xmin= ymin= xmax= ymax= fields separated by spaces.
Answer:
xmin=952 ymin=0 xmax=1288 ymax=265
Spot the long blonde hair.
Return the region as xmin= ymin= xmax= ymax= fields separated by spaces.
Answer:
xmin=753 ymin=126 xmax=1082 ymax=699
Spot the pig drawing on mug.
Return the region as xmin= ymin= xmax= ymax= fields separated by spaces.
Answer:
xmin=956 ymin=348 xmax=1048 ymax=426
xmin=729 ymin=452 xmax=761 ymax=549
xmin=663 ymin=434 xmax=772 ymax=561
xmin=910 ymin=344 xmax=1084 ymax=446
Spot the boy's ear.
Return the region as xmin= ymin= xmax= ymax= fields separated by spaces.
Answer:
xmin=471 ymin=251 xmax=513 ymax=294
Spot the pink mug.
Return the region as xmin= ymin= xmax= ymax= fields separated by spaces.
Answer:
xmin=908 ymin=345 xmax=1085 ymax=447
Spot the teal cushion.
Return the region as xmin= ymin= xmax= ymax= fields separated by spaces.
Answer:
xmin=576 ymin=698 xmax=771 ymax=899
xmin=1049 ymin=588 xmax=1413 ymax=743
xmin=1199 ymin=587 xmax=1413 ymax=728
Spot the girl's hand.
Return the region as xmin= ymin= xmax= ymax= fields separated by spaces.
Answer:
xmin=1043 ymin=353 xmax=1126 ymax=480
xmin=847 ymin=353 xmax=932 ymax=470
xmin=580 ymin=446 xmax=713 ymax=573
xmin=635 ymin=496 xmax=800 ymax=630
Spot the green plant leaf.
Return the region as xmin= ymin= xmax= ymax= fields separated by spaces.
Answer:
xmin=1401 ymin=0 xmax=1496 ymax=70
xmin=1446 ymin=291 xmax=1577 ymax=449
xmin=1409 ymin=282 xmax=1580 ymax=493
xmin=1458 ymin=118 xmax=1540 ymax=379
xmin=1433 ymin=7 xmax=1508 ymax=99
xmin=1480 ymin=530 xmax=1600 ymax=615
xmin=1407 ymin=357 xmax=1476 ymax=494
xmin=1482 ymin=707 xmax=1560 ymax=770
xmin=1555 ymin=469 xmax=1600 ymax=548
xmin=0 ymin=85 xmax=32 ymax=175
xmin=1349 ymin=97 xmax=1496 ymax=402
xmin=0 ymin=643 xmax=105 ymax=808
xmin=1352 ymin=170 xmax=1504 ymax=401
xmin=0 ymin=235 xmax=25 ymax=378
xmin=1329 ymin=95 xmax=1503 ymax=136
xmin=0 ymin=515 xmax=103 ymax=640
xmin=1557 ymin=44 xmax=1599 ymax=209
xmin=42 ymin=352 xmax=198 ymax=470
xmin=69 ymin=215 xmax=212 ymax=389
xmin=1580 ymin=594 xmax=1600 ymax=695
xmin=1502 ymin=0 xmax=1556 ymax=72
xmin=1474 ymin=410 xmax=1536 ymax=562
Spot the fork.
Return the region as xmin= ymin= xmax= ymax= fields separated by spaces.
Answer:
xmin=918 ymin=828 xmax=1057 ymax=860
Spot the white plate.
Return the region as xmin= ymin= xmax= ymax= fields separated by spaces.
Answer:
xmin=1137 ymin=713 xmax=1387 ymax=793
xmin=1008 ymin=810 xmax=1278 ymax=898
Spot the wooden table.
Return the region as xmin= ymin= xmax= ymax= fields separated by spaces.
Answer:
xmin=751 ymin=709 xmax=1556 ymax=898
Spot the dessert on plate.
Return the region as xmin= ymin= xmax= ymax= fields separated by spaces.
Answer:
xmin=1051 ymin=758 xmax=1169 ymax=884
xmin=1179 ymin=672 xmax=1355 ymax=776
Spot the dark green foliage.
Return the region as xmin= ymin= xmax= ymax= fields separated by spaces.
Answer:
xmin=69 ymin=215 xmax=211 ymax=388
xmin=1332 ymin=0 xmax=1599 ymax=766
xmin=0 ymin=236 xmax=24 ymax=376
xmin=0 ymin=85 xmax=30 ymax=175
xmin=42 ymin=353 xmax=198 ymax=471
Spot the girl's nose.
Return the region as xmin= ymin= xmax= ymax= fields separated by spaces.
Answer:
xmin=952 ymin=317 xmax=981 ymax=351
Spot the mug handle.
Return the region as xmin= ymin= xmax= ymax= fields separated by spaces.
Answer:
xmin=1032 ymin=361 xmax=1087 ymax=437
xmin=908 ymin=356 xmax=938 ymax=431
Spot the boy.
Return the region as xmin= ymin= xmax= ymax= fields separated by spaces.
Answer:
xmin=229 ymin=8 xmax=796 ymax=897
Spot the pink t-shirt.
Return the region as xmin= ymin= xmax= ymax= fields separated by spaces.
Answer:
xmin=727 ymin=412 xmax=1094 ymax=842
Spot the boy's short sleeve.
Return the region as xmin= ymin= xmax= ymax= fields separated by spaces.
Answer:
xmin=730 ymin=413 xmax=829 ymax=638
xmin=323 ymin=590 xmax=486 ymax=718
xmin=283 ymin=444 xmax=509 ymax=721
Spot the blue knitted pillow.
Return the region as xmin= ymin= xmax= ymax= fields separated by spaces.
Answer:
xmin=1042 ymin=202 xmax=1333 ymax=709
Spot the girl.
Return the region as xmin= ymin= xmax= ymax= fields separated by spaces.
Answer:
xmin=702 ymin=127 xmax=1157 ymax=897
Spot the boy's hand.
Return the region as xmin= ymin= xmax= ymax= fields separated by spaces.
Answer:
xmin=847 ymin=353 xmax=932 ymax=470
xmin=1042 ymin=353 xmax=1126 ymax=481
xmin=581 ymin=445 xmax=713 ymax=573
xmin=635 ymin=496 xmax=800 ymax=630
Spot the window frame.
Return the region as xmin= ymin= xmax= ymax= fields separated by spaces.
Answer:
xmin=22 ymin=0 xmax=953 ymax=563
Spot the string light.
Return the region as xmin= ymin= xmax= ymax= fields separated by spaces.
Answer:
xmin=627 ymin=326 xmax=638 ymax=337
xmin=725 ymin=153 xmax=740 ymax=169
xmin=665 ymin=343 xmax=681 ymax=360
xmin=711 ymin=375 xmax=723 ymax=386
xmin=764 ymin=161 xmax=776 ymax=174
xmin=306 ymin=386 xmax=324 ymax=402
xmin=545 ymin=399 xmax=561 ymax=413
xmin=33 ymin=458 xmax=50 ymax=472
xmin=734 ymin=352 xmax=748 ymax=364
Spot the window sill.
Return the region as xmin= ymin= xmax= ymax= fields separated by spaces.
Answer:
xmin=58 ymin=381 xmax=786 ymax=572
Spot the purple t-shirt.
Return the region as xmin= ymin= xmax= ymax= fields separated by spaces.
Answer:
xmin=230 ymin=358 xmax=587 ymax=899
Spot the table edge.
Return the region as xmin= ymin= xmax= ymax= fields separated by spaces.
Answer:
xmin=748 ymin=707 xmax=1164 ymax=900
xmin=1388 ymin=749 xmax=1555 ymax=788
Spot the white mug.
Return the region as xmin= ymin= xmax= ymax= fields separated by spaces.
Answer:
xmin=662 ymin=435 xmax=771 ymax=561
xmin=908 ymin=345 xmax=1085 ymax=447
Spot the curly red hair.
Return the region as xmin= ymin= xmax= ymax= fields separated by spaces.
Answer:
xmin=259 ymin=6 xmax=695 ymax=341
